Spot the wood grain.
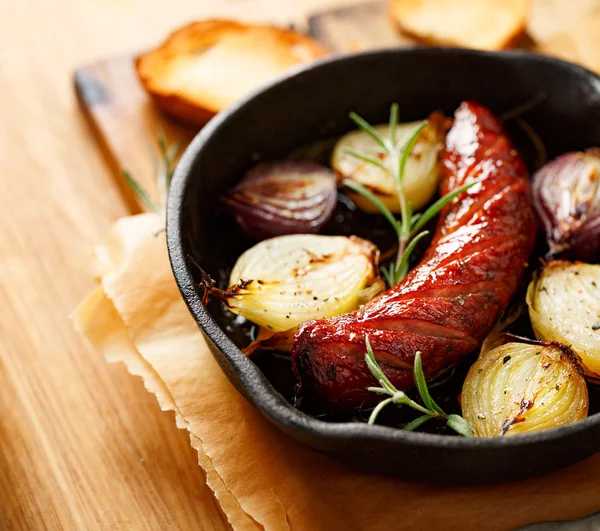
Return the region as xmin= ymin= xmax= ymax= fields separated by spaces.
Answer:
xmin=73 ymin=2 xmax=414 ymax=208
xmin=1 ymin=0 xmax=599 ymax=529
xmin=73 ymin=0 xmax=600 ymax=207
xmin=0 ymin=0 xmax=349 ymax=529
xmin=75 ymin=58 xmax=197 ymax=212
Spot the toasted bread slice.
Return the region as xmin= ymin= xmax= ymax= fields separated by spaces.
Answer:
xmin=135 ymin=20 xmax=328 ymax=127
xmin=536 ymin=9 xmax=600 ymax=74
xmin=390 ymin=0 xmax=530 ymax=50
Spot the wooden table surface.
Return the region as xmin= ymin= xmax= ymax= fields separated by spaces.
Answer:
xmin=0 ymin=1 xmax=350 ymax=529
xmin=1 ymin=0 xmax=598 ymax=529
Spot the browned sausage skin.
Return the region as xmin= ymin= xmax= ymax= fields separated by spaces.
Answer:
xmin=291 ymin=101 xmax=537 ymax=414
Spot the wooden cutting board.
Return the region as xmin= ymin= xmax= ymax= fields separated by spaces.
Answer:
xmin=73 ymin=1 xmax=408 ymax=212
xmin=74 ymin=0 xmax=600 ymax=212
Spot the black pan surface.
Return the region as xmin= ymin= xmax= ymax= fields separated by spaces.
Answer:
xmin=167 ymin=48 xmax=600 ymax=484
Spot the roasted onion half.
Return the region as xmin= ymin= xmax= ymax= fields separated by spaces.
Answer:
xmin=224 ymin=234 xmax=384 ymax=332
xmin=527 ymin=261 xmax=600 ymax=380
xmin=462 ymin=334 xmax=588 ymax=437
xmin=222 ymin=161 xmax=337 ymax=240
xmin=332 ymin=114 xmax=445 ymax=214
xmin=532 ymin=149 xmax=600 ymax=261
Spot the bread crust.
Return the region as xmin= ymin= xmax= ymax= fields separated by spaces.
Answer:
xmin=390 ymin=0 xmax=530 ymax=50
xmin=135 ymin=20 xmax=328 ymax=127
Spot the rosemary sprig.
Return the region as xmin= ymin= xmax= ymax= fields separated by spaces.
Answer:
xmin=364 ymin=336 xmax=473 ymax=437
xmin=344 ymin=105 xmax=476 ymax=286
xmin=122 ymin=170 xmax=159 ymax=213
xmin=156 ymin=129 xmax=180 ymax=204
xmin=123 ymin=131 xmax=180 ymax=213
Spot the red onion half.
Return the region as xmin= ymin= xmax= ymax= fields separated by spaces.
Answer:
xmin=532 ymin=148 xmax=600 ymax=261
xmin=222 ymin=161 xmax=337 ymax=240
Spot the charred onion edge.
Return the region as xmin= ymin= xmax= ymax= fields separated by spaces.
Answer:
xmin=189 ymin=235 xmax=382 ymax=332
xmin=482 ymin=332 xmax=585 ymax=377
xmin=347 ymin=235 xmax=381 ymax=285
xmin=240 ymin=235 xmax=383 ymax=356
xmin=472 ymin=332 xmax=588 ymax=436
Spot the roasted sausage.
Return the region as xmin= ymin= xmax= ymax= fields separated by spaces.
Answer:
xmin=292 ymin=101 xmax=537 ymax=413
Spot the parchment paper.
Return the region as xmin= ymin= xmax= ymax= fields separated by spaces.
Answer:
xmin=74 ymin=214 xmax=600 ymax=531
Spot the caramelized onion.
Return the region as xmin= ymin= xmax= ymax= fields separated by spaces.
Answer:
xmin=462 ymin=334 xmax=588 ymax=437
xmin=527 ymin=261 xmax=600 ymax=380
xmin=222 ymin=161 xmax=337 ymax=240
xmin=332 ymin=114 xmax=445 ymax=214
xmin=225 ymin=234 xmax=384 ymax=332
xmin=532 ymin=149 xmax=600 ymax=261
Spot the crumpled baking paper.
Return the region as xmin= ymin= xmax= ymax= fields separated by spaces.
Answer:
xmin=74 ymin=213 xmax=600 ymax=531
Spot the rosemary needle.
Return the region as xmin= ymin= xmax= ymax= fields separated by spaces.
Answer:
xmin=123 ymin=132 xmax=180 ymax=213
xmin=344 ymin=104 xmax=476 ymax=287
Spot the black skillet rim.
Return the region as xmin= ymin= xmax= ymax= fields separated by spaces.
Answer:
xmin=166 ymin=47 xmax=600 ymax=452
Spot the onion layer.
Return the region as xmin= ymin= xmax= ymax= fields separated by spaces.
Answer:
xmin=226 ymin=234 xmax=384 ymax=332
xmin=222 ymin=161 xmax=337 ymax=240
xmin=532 ymin=149 xmax=600 ymax=261
xmin=462 ymin=334 xmax=588 ymax=437
xmin=527 ymin=261 xmax=600 ymax=379
xmin=332 ymin=114 xmax=445 ymax=214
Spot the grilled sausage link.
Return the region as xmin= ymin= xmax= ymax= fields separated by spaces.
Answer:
xmin=292 ymin=101 xmax=537 ymax=413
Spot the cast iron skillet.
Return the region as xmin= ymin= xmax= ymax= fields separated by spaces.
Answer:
xmin=167 ymin=48 xmax=600 ymax=484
